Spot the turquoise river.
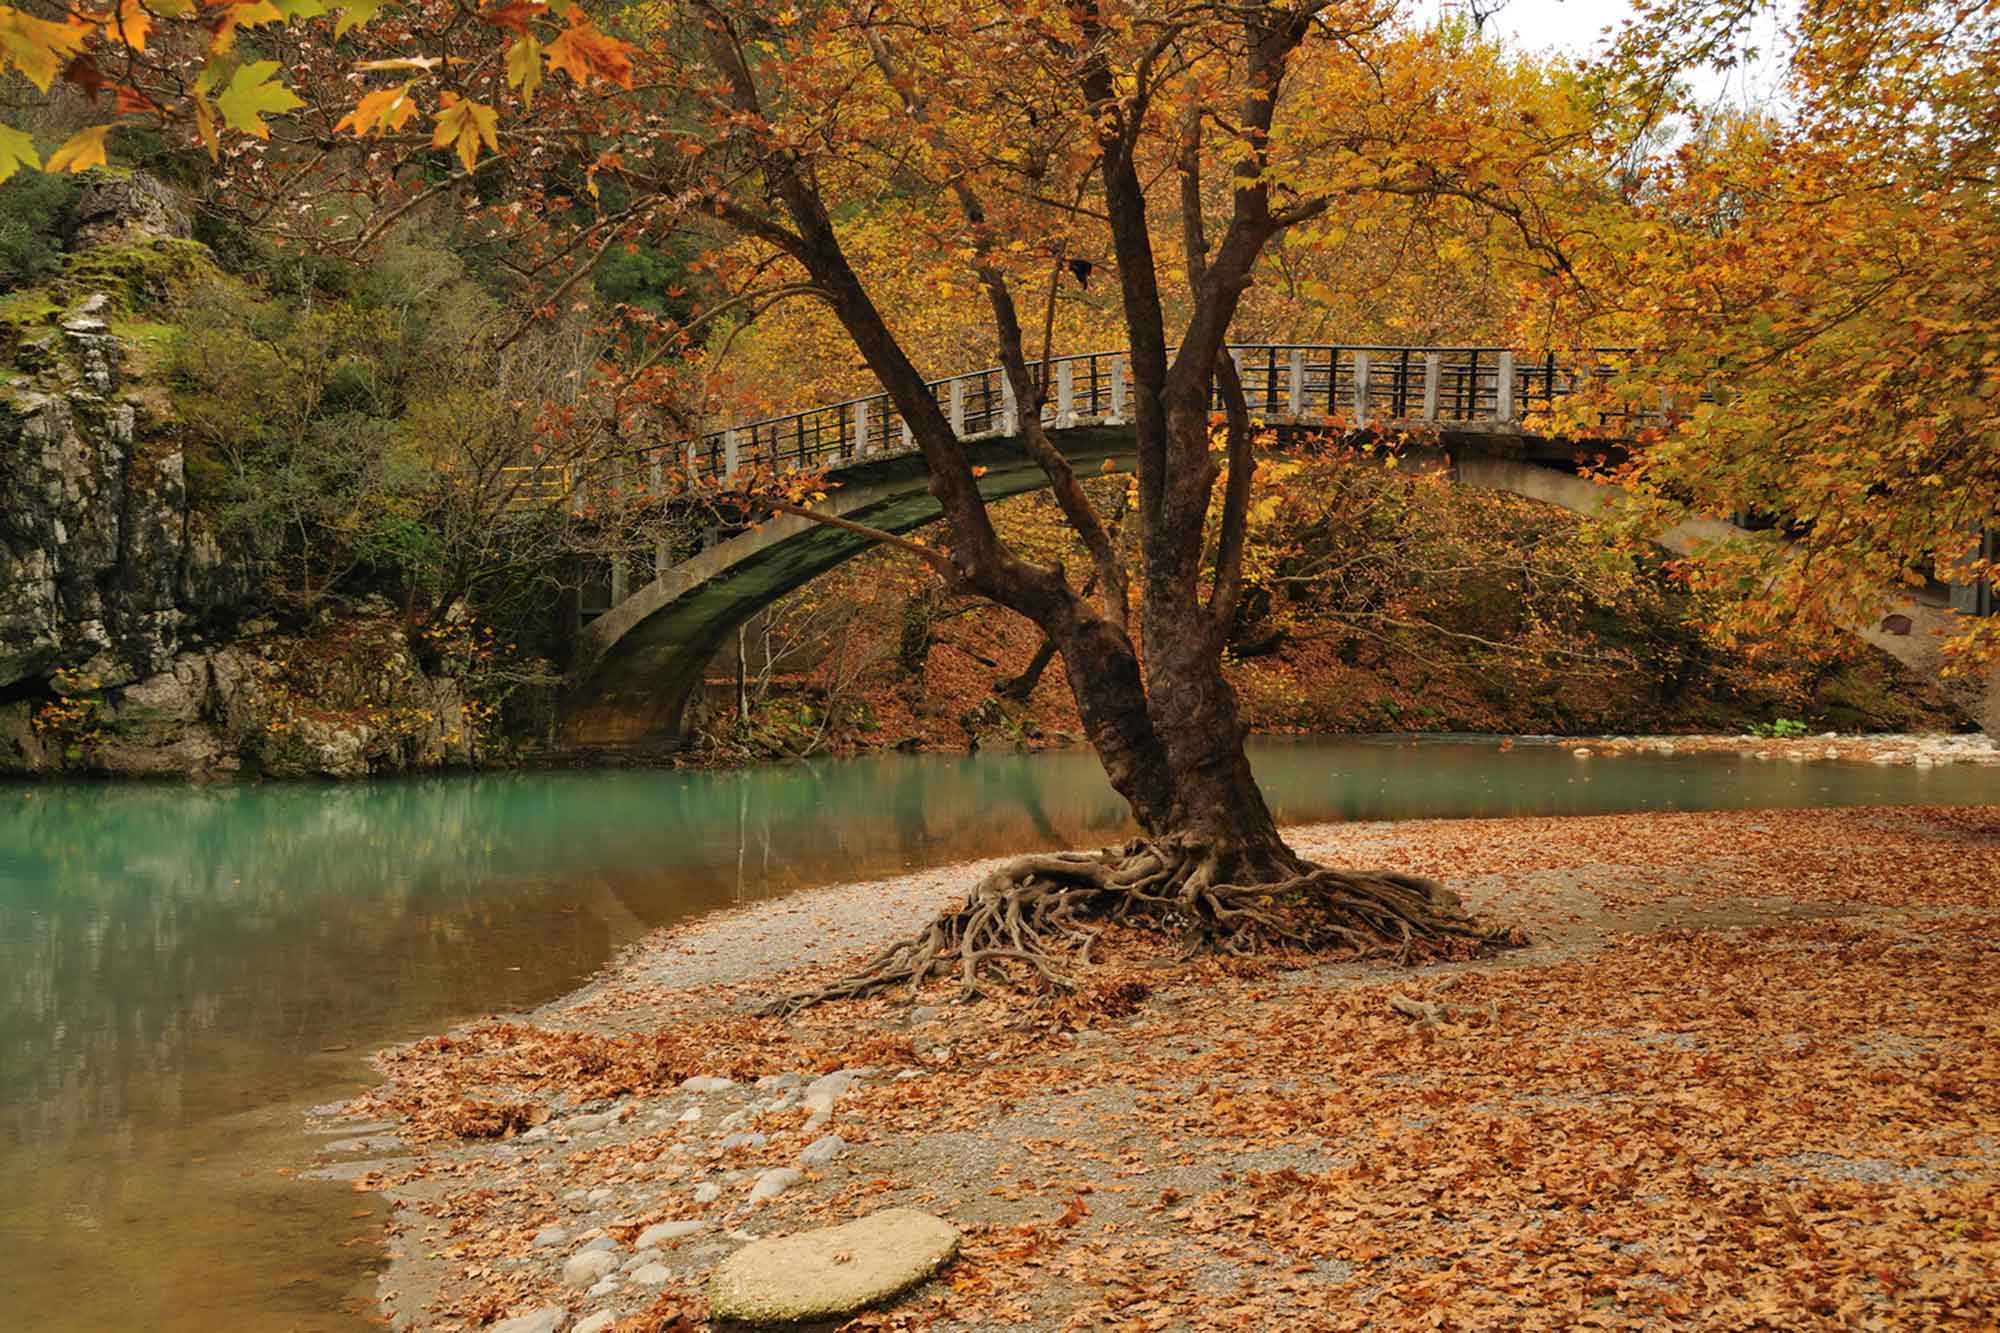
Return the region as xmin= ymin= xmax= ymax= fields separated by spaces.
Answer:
xmin=2 ymin=737 xmax=1995 ymax=1329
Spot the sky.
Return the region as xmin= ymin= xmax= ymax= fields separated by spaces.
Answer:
xmin=1434 ymin=0 xmax=1797 ymax=108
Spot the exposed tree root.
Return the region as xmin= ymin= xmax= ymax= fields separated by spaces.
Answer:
xmin=763 ymin=834 xmax=1526 ymax=1016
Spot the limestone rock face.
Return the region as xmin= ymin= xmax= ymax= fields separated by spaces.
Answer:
xmin=708 ymin=1208 xmax=960 ymax=1325
xmin=0 ymin=377 xmax=239 ymax=695
xmin=62 ymin=169 xmax=193 ymax=249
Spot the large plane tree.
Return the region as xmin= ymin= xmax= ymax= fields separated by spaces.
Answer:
xmin=2 ymin=0 xmax=1595 ymax=999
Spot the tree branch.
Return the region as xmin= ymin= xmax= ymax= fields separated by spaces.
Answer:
xmin=764 ymin=500 xmax=961 ymax=581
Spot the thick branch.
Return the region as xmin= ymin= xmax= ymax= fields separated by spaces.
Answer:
xmin=765 ymin=500 xmax=960 ymax=581
xmin=1207 ymin=352 xmax=1256 ymax=639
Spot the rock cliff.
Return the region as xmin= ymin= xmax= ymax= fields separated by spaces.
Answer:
xmin=0 ymin=172 xmax=491 ymax=780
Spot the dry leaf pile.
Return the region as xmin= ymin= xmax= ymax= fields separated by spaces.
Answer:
xmin=339 ymin=805 xmax=1999 ymax=1331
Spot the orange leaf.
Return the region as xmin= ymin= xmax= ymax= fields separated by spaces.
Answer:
xmin=544 ymin=16 xmax=634 ymax=88
xmin=110 ymin=0 xmax=152 ymax=51
xmin=479 ymin=0 xmax=543 ymax=33
xmin=335 ymin=80 xmax=418 ymax=136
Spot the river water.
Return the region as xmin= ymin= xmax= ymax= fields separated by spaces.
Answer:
xmin=2 ymin=737 xmax=1995 ymax=1328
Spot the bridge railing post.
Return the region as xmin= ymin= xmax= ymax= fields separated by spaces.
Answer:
xmin=724 ymin=429 xmax=740 ymax=481
xmin=1001 ymin=373 xmax=1019 ymax=435
xmin=853 ymin=399 xmax=870 ymax=461
xmin=1287 ymin=348 xmax=1305 ymax=419
xmin=1352 ymin=351 xmax=1371 ymax=427
xmin=1109 ymin=354 xmax=1127 ymax=423
xmin=1496 ymin=351 xmax=1516 ymax=422
xmin=1422 ymin=353 xmax=1441 ymax=422
xmin=1056 ymin=359 xmax=1074 ymax=427
xmin=949 ymin=379 xmax=967 ymax=438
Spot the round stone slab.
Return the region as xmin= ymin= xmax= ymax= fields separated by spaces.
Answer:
xmin=709 ymin=1208 xmax=960 ymax=1325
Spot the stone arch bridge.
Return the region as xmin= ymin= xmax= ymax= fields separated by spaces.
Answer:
xmin=557 ymin=345 xmax=1996 ymax=746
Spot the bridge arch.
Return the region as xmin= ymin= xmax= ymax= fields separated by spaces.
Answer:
xmin=561 ymin=345 xmax=1996 ymax=747
xmin=562 ymin=429 xmax=1139 ymax=746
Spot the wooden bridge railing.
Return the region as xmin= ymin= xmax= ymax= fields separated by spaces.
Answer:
xmin=663 ymin=343 xmax=1640 ymax=486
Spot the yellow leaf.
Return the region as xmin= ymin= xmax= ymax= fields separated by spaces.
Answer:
xmin=47 ymin=123 xmax=112 ymax=173
xmin=210 ymin=0 xmax=282 ymax=52
xmin=505 ymin=34 xmax=541 ymax=108
xmin=192 ymin=90 xmax=218 ymax=160
xmin=0 ymin=6 xmax=93 ymax=91
xmin=432 ymin=94 xmax=498 ymax=172
xmin=332 ymin=0 xmax=383 ymax=35
xmin=0 ymin=121 xmax=38 ymax=182
xmin=356 ymin=55 xmax=439 ymax=71
xmin=215 ymin=59 xmax=304 ymax=138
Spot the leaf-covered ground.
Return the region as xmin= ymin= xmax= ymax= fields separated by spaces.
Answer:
xmin=333 ymin=806 xmax=2000 ymax=1331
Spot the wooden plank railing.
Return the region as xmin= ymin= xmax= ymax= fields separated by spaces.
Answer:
xmin=661 ymin=343 xmax=1638 ymax=486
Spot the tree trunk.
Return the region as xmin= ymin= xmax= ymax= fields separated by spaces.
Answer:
xmin=735 ymin=624 xmax=748 ymax=722
xmin=1047 ymin=614 xmax=1177 ymax=836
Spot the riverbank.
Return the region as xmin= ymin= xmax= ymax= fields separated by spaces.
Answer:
xmin=326 ymin=803 xmax=2000 ymax=1330
xmin=1579 ymin=730 xmax=2000 ymax=766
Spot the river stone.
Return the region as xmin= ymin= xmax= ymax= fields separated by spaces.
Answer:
xmin=490 ymin=1307 xmax=567 ymax=1333
xmin=574 ymin=1315 xmax=616 ymax=1333
xmin=682 ymin=1075 xmax=736 ymax=1093
xmin=708 ymin=1208 xmax=960 ymax=1325
xmin=804 ymin=1070 xmax=855 ymax=1101
xmin=747 ymin=1167 xmax=804 ymax=1205
xmin=799 ymin=1134 xmax=846 ymax=1169
xmin=637 ymin=1219 xmax=707 ymax=1248
xmin=531 ymin=1225 xmax=569 ymax=1248
xmin=562 ymin=1249 xmax=618 ymax=1288
xmin=633 ymin=1262 xmax=672 ymax=1286
xmin=693 ymin=1182 xmax=722 ymax=1204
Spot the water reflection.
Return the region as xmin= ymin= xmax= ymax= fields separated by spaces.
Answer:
xmin=0 ymin=739 xmax=1993 ymax=1329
